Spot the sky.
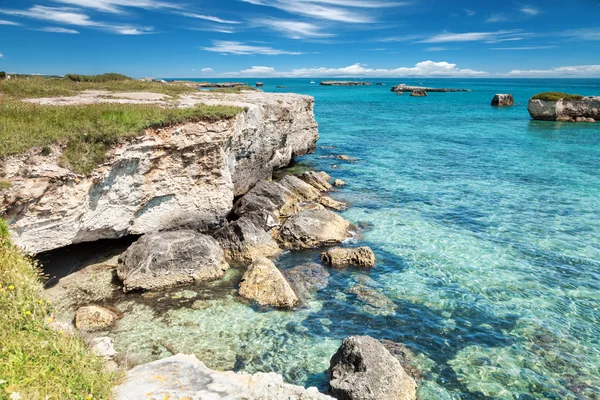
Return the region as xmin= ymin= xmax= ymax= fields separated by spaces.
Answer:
xmin=0 ymin=0 xmax=599 ymax=78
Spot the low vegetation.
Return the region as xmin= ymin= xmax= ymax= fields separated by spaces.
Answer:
xmin=0 ymin=100 xmax=243 ymax=174
xmin=0 ymin=71 xmax=6 ymax=80
xmin=210 ymin=85 xmax=257 ymax=94
xmin=0 ymin=222 xmax=116 ymax=399
xmin=64 ymin=73 xmax=132 ymax=83
xmin=532 ymin=92 xmax=584 ymax=101
xmin=0 ymin=180 xmax=12 ymax=190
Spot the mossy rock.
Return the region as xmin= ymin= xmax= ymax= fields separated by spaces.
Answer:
xmin=532 ymin=92 xmax=584 ymax=101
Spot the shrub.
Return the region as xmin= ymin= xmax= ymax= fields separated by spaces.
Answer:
xmin=65 ymin=73 xmax=132 ymax=83
xmin=532 ymin=92 xmax=584 ymax=102
xmin=0 ymin=218 xmax=9 ymax=244
xmin=0 ymin=71 xmax=6 ymax=80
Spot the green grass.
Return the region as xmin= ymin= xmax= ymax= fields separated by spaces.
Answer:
xmin=0 ymin=180 xmax=11 ymax=190
xmin=210 ymin=86 xmax=257 ymax=94
xmin=0 ymin=224 xmax=116 ymax=399
xmin=65 ymin=73 xmax=132 ymax=83
xmin=0 ymin=100 xmax=243 ymax=174
xmin=532 ymin=92 xmax=584 ymax=101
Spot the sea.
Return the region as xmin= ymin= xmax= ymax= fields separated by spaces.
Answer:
xmin=61 ymin=78 xmax=600 ymax=399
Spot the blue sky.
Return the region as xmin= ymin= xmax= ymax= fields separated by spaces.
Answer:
xmin=1 ymin=0 xmax=599 ymax=78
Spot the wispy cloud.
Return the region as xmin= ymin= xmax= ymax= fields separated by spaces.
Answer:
xmin=425 ymin=47 xmax=454 ymax=51
xmin=201 ymin=68 xmax=213 ymax=72
xmin=508 ymin=64 xmax=600 ymax=77
xmin=419 ymin=30 xmax=523 ymax=43
xmin=253 ymin=18 xmax=335 ymax=39
xmin=491 ymin=45 xmax=557 ymax=50
xmin=464 ymin=9 xmax=476 ymax=16
xmin=37 ymin=26 xmax=79 ymax=33
xmin=202 ymin=40 xmax=303 ymax=55
xmin=521 ymin=6 xmax=540 ymax=16
xmin=0 ymin=53 xmax=3 ymax=58
xmin=0 ymin=19 xmax=20 ymax=25
xmin=486 ymin=13 xmax=507 ymax=23
xmin=177 ymin=12 xmax=239 ymax=24
xmin=376 ymin=34 xmax=423 ymax=42
xmin=51 ymin=0 xmax=180 ymax=14
xmin=560 ymin=28 xmax=600 ymax=41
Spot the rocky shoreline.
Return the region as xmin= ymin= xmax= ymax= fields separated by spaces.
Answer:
xmin=391 ymin=84 xmax=471 ymax=93
xmin=528 ymin=95 xmax=598 ymax=122
xmin=320 ymin=81 xmax=372 ymax=86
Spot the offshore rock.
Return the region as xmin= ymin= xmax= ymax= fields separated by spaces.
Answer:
xmin=238 ymin=257 xmax=299 ymax=309
xmin=214 ymin=215 xmax=281 ymax=264
xmin=411 ymin=90 xmax=427 ymax=97
xmin=117 ymin=230 xmax=229 ymax=292
xmin=284 ymin=262 xmax=330 ymax=302
xmin=321 ymin=246 xmax=376 ymax=268
xmin=333 ymin=179 xmax=346 ymax=187
xmin=75 ymin=305 xmax=119 ymax=331
xmin=528 ymin=96 xmax=600 ymax=121
xmin=320 ymin=81 xmax=372 ymax=86
xmin=328 ymin=336 xmax=417 ymax=400
xmin=278 ymin=204 xmax=352 ymax=250
xmin=2 ymin=91 xmax=318 ymax=254
xmin=300 ymin=171 xmax=332 ymax=192
xmin=113 ymin=354 xmax=334 ymax=400
xmin=491 ymin=94 xmax=514 ymax=106
xmin=392 ymin=84 xmax=470 ymax=93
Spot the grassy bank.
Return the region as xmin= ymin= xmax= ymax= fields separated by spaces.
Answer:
xmin=532 ymin=92 xmax=584 ymax=101
xmin=0 ymin=223 xmax=115 ymax=399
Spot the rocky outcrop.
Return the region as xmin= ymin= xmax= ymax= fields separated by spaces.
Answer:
xmin=491 ymin=94 xmax=514 ymax=106
xmin=321 ymin=247 xmax=375 ymax=268
xmin=279 ymin=205 xmax=352 ymax=250
xmin=238 ymin=257 xmax=299 ymax=309
xmin=113 ymin=354 xmax=334 ymax=400
xmin=214 ymin=215 xmax=281 ymax=264
xmin=328 ymin=336 xmax=417 ymax=400
xmin=75 ymin=305 xmax=119 ymax=331
xmin=117 ymin=230 xmax=229 ymax=292
xmin=284 ymin=263 xmax=330 ymax=302
xmin=528 ymin=96 xmax=599 ymax=122
xmin=2 ymin=91 xmax=318 ymax=254
xmin=320 ymin=81 xmax=372 ymax=86
xmin=392 ymin=84 xmax=470 ymax=93
xmin=300 ymin=171 xmax=332 ymax=192
xmin=196 ymin=82 xmax=246 ymax=88
xmin=319 ymin=196 xmax=347 ymax=211
xmin=410 ymin=90 xmax=427 ymax=97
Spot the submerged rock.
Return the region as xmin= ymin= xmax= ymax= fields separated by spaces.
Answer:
xmin=300 ymin=171 xmax=332 ymax=192
xmin=284 ymin=263 xmax=330 ymax=302
xmin=117 ymin=230 xmax=229 ymax=292
xmin=321 ymin=246 xmax=376 ymax=268
xmin=528 ymin=94 xmax=600 ymax=121
xmin=491 ymin=94 xmax=514 ymax=106
xmin=278 ymin=205 xmax=352 ymax=250
xmin=214 ymin=215 xmax=281 ymax=264
xmin=349 ymin=284 xmax=395 ymax=316
xmin=328 ymin=336 xmax=417 ymax=400
xmin=238 ymin=257 xmax=299 ymax=309
xmin=113 ymin=354 xmax=334 ymax=400
xmin=75 ymin=305 xmax=118 ymax=331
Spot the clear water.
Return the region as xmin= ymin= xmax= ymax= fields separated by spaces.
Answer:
xmin=112 ymin=79 xmax=600 ymax=399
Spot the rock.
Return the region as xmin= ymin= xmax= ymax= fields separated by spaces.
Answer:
xmin=279 ymin=175 xmax=321 ymax=202
xmin=113 ymin=354 xmax=334 ymax=400
xmin=320 ymin=81 xmax=372 ymax=86
xmin=75 ymin=305 xmax=118 ymax=331
xmin=575 ymin=116 xmax=596 ymax=123
xmin=491 ymin=94 xmax=514 ymax=106
xmin=284 ymin=263 xmax=330 ymax=301
xmin=349 ymin=284 xmax=395 ymax=316
xmin=300 ymin=171 xmax=332 ymax=192
xmin=380 ymin=339 xmax=423 ymax=381
xmin=191 ymin=300 xmax=212 ymax=310
xmin=91 ymin=336 xmax=118 ymax=359
xmin=214 ymin=215 xmax=281 ymax=264
xmin=233 ymin=180 xmax=298 ymax=220
xmin=278 ymin=205 xmax=352 ymax=250
xmin=319 ymin=196 xmax=347 ymax=211
xmin=321 ymin=247 xmax=375 ymax=268
xmin=238 ymin=257 xmax=299 ymax=309
xmin=333 ymin=179 xmax=346 ymax=187
xmin=117 ymin=230 xmax=229 ymax=292
xmin=328 ymin=336 xmax=417 ymax=400
xmin=337 ymin=155 xmax=354 ymax=162
xmin=392 ymin=85 xmax=470 ymax=93
xmin=255 ymin=82 xmax=264 ymax=87
xmin=528 ymin=95 xmax=600 ymax=121
xmin=3 ymin=91 xmax=318 ymax=254
xmin=410 ymin=90 xmax=427 ymax=97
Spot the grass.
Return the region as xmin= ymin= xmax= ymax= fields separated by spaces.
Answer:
xmin=0 ymin=180 xmax=11 ymax=190
xmin=65 ymin=73 xmax=132 ymax=83
xmin=532 ymin=92 xmax=584 ymax=101
xmin=0 ymin=100 xmax=243 ymax=174
xmin=210 ymin=86 xmax=258 ymax=94
xmin=0 ymin=223 xmax=116 ymax=399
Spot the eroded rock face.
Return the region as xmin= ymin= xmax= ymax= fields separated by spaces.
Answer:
xmin=491 ymin=94 xmax=514 ymax=106
xmin=117 ymin=230 xmax=229 ymax=292
xmin=319 ymin=196 xmax=347 ymax=211
xmin=328 ymin=336 xmax=417 ymax=400
xmin=75 ymin=305 xmax=119 ymax=331
xmin=321 ymin=247 xmax=375 ymax=269
xmin=528 ymin=96 xmax=600 ymax=121
xmin=238 ymin=257 xmax=299 ymax=309
xmin=279 ymin=205 xmax=352 ymax=250
xmin=113 ymin=354 xmax=334 ymax=400
xmin=2 ymin=91 xmax=318 ymax=254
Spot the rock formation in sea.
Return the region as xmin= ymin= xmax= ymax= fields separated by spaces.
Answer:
xmin=1 ymin=91 xmax=318 ymax=254
xmin=392 ymin=84 xmax=470 ymax=93
xmin=411 ymin=90 xmax=427 ymax=97
xmin=528 ymin=94 xmax=599 ymax=122
xmin=321 ymin=246 xmax=376 ymax=268
xmin=238 ymin=257 xmax=299 ymax=309
xmin=491 ymin=94 xmax=514 ymax=106
xmin=320 ymin=81 xmax=372 ymax=86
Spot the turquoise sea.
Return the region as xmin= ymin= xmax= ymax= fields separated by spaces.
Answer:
xmin=102 ymin=79 xmax=600 ymax=399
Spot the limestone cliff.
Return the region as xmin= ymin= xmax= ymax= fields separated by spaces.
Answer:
xmin=528 ymin=96 xmax=599 ymax=122
xmin=0 ymin=91 xmax=318 ymax=254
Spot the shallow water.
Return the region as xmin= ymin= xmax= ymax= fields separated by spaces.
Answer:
xmin=69 ymin=79 xmax=600 ymax=398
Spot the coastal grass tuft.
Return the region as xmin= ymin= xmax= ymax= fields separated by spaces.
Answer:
xmin=0 ymin=100 xmax=243 ymax=174
xmin=65 ymin=73 xmax=132 ymax=83
xmin=532 ymin=92 xmax=584 ymax=102
xmin=210 ymin=86 xmax=257 ymax=94
xmin=0 ymin=222 xmax=116 ymax=399
xmin=0 ymin=180 xmax=11 ymax=190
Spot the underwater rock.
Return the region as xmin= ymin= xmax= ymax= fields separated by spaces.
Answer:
xmin=300 ymin=171 xmax=332 ymax=192
xmin=238 ymin=257 xmax=299 ymax=309
xmin=333 ymin=179 xmax=346 ymax=187
xmin=113 ymin=354 xmax=334 ymax=400
xmin=319 ymin=196 xmax=347 ymax=211
xmin=349 ymin=284 xmax=395 ymax=316
xmin=117 ymin=230 xmax=229 ymax=292
xmin=284 ymin=263 xmax=330 ymax=302
xmin=491 ymin=94 xmax=514 ymax=106
xmin=75 ymin=305 xmax=118 ymax=331
xmin=321 ymin=247 xmax=376 ymax=269
xmin=278 ymin=204 xmax=352 ymax=250
xmin=214 ymin=215 xmax=281 ymax=264
xmin=328 ymin=336 xmax=417 ymax=400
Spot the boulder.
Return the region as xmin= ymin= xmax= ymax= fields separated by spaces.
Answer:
xmin=91 ymin=336 xmax=118 ymax=359
xmin=333 ymin=179 xmax=346 ymax=187
xmin=238 ymin=257 xmax=299 ymax=309
xmin=410 ymin=90 xmax=427 ymax=97
xmin=284 ymin=263 xmax=330 ymax=301
xmin=380 ymin=339 xmax=423 ymax=381
xmin=113 ymin=354 xmax=334 ymax=400
xmin=528 ymin=95 xmax=600 ymax=121
xmin=278 ymin=205 xmax=352 ymax=249
xmin=300 ymin=171 xmax=332 ymax=192
xmin=214 ymin=215 xmax=281 ymax=264
xmin=491 ymin=94 xmax=514 ymax=106
xmin=337 ymin=155 xmax=354 ymax=162
xmin=319 ymin=196 xmax=347 ymax=211
xmin=279 ymin=175 xmax=321 ymax=202
xmin=328 ymin=336 xmax=417 ymax=400
xmin=117 ymin=230 xmax=229 ymax=292
xmin=321 ymin=247 xmax=376 ymax=268
xmin=75 ymin=305 xmax=118 ymax=331
xmin=349 ymin=284 xmax=396 ymax=316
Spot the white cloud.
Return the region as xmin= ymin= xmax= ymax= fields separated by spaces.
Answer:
xmin=425 ymin=47 xmax=453 ymax=51
xmin=491 ymin=45 xmax=557 ymax=50
xmin=0 ymin=19 xmax=20 ymax=25
xmin=177 ymin=12 xmax=239 ymax=24
xmin=201 ymin=68 xmax=213 ymax=72
xmin=37 ymin=27 xmax=79 ymax=33
xmin=202 ymin=41 xmax=303 ymax=55
xmin=464 ymin=9 xmax=476 ymax=16
xmin=560 ymin=28 xmax=600 ymax=41
xmin=376 ymin=34 xmax=423 ymax=42
xmin=219 ymin=61 xmax=488 ymax=78
xmin=508 ymin=65 xmax=600 ymax=77
xmin=486 ymin=13 xmax=507 ymax=23
xmin=521 ymin=6 xmax=540 ymax=16
xmin=253 ymin=18 xmax=335 ymax=39
xmin=419 ymin=30 xmax=522 ymax=43
xmin=0 ymin=53 xmax=3 ymax=58
xmin=52 ymin=0 xmax=179 ymax=14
